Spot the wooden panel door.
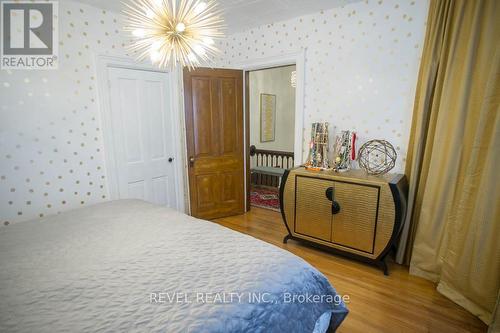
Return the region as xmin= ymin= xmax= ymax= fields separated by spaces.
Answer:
xmin=184 ymin=68 xmax=244 ymax=219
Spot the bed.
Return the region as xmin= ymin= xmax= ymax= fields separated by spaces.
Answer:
xmin=0 ymin=200 xmax=348 ymax=332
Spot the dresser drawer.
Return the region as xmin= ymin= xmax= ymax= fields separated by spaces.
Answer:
xmin=331 ymin=181 xmax=379 ymax=253
xmin=294 ymin=176 xmax=333 ymax=242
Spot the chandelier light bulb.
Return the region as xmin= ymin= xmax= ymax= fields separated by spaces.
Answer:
xmin=175 ymin=22 xmax=186 ymax=33
xmin=150 ymin=50 xmax=161 ymax=63
xmin=151 ymin=40 xmax=163 ymax=51
xmin=291 ymin=70 xmax=297 ymax=88
xmin=194 ymin=1 xmax=208 ymax=15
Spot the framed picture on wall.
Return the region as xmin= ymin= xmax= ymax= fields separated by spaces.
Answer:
xmin=260 ymin=93 xmax=276 ymax=142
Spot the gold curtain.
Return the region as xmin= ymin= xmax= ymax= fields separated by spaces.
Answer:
xmin=403 ymin=0 xmax=500 ymax=325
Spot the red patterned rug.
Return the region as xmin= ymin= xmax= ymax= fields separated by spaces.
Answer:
xmin=250 ymin=186 xmax=280 ymax=212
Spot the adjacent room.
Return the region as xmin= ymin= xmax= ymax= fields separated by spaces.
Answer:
xmin=249 ymin=65 xmax=296 ymax=212
xmin=0 ymin=0 xmax=498 ymax=332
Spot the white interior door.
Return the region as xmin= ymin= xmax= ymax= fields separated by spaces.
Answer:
xmin=107 ymin=67 xmax=178 ymax=208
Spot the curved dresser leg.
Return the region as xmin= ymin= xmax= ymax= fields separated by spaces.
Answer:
xmin=283 ymin=234 xmax=292 ymax=244
xmin=378 ymin=259 xmax=389 ymax=276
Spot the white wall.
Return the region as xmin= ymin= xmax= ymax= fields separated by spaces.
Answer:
xmin=0 ymin=1 xmax=130 ymax=226
xmin=249 ymin=66 xmax=296 ymax=152
xmin=217 ymin=0 xmax=429 ymax=172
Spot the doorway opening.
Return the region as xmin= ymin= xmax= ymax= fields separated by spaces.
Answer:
xmin=245 ymin=65 xmax=296 ymax=212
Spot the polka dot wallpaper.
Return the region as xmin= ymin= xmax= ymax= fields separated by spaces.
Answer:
xmin=215 ymin=0 xmax=429 ymax=172
xmin=0 ymin=0 xmax=429 ymax=226
xmin=0 ymin=1 xmax=131 ymax=226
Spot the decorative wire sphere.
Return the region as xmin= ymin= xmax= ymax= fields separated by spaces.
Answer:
xmin=357 ymin=140 xmax=397 ymax=175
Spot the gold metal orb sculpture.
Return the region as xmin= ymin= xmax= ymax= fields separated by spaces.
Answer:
xmin=357 ymin=139 xmax=397 ymax=175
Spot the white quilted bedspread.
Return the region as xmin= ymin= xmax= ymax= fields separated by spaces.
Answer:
xmin=0 ymin=200 xmax=347 ymax=332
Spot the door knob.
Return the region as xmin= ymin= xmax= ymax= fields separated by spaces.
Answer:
xmin=189 ymin=156 xmax=195 ymax=167
xmin=168 ymin=157 xmax=174 ymax=163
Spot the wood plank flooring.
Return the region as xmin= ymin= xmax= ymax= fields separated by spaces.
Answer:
xmin=212 ymin=207 xmax=488 ymax=333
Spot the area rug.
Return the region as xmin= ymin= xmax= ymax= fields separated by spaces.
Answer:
xmin=250 ymin=187 xmax=280 ymax=212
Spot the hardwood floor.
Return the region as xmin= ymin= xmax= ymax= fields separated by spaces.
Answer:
xmin=212 ymin=207 xmax=488 ymax=333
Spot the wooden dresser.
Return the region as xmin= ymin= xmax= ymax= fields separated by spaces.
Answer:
xmin=280 ymin=167 xmax=408 ymax=274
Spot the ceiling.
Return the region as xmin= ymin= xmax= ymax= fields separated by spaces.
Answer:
xmin=67 ymin=0 xmax=354 ymax=33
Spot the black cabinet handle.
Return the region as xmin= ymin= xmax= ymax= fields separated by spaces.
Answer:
xmin=168 ymin=157 xmax=174 ymax=162
xmin=325 ymin=187 xmax=333 ymax=201
xmin=332 ymin=201 xmax=341 ymax=215
xmin=325 ymin=187 xmax=341 ymax=215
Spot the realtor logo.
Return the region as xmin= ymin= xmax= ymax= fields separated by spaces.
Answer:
xmin=1 ymin=1 xmax=58 ymax=69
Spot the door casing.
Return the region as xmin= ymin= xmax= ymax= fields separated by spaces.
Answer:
xmin=237 ymin=49 xmax=306 ymax=210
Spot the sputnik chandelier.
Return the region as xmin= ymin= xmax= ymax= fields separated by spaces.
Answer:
xmin=123 ymin=0 xmax=224 ymax=70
